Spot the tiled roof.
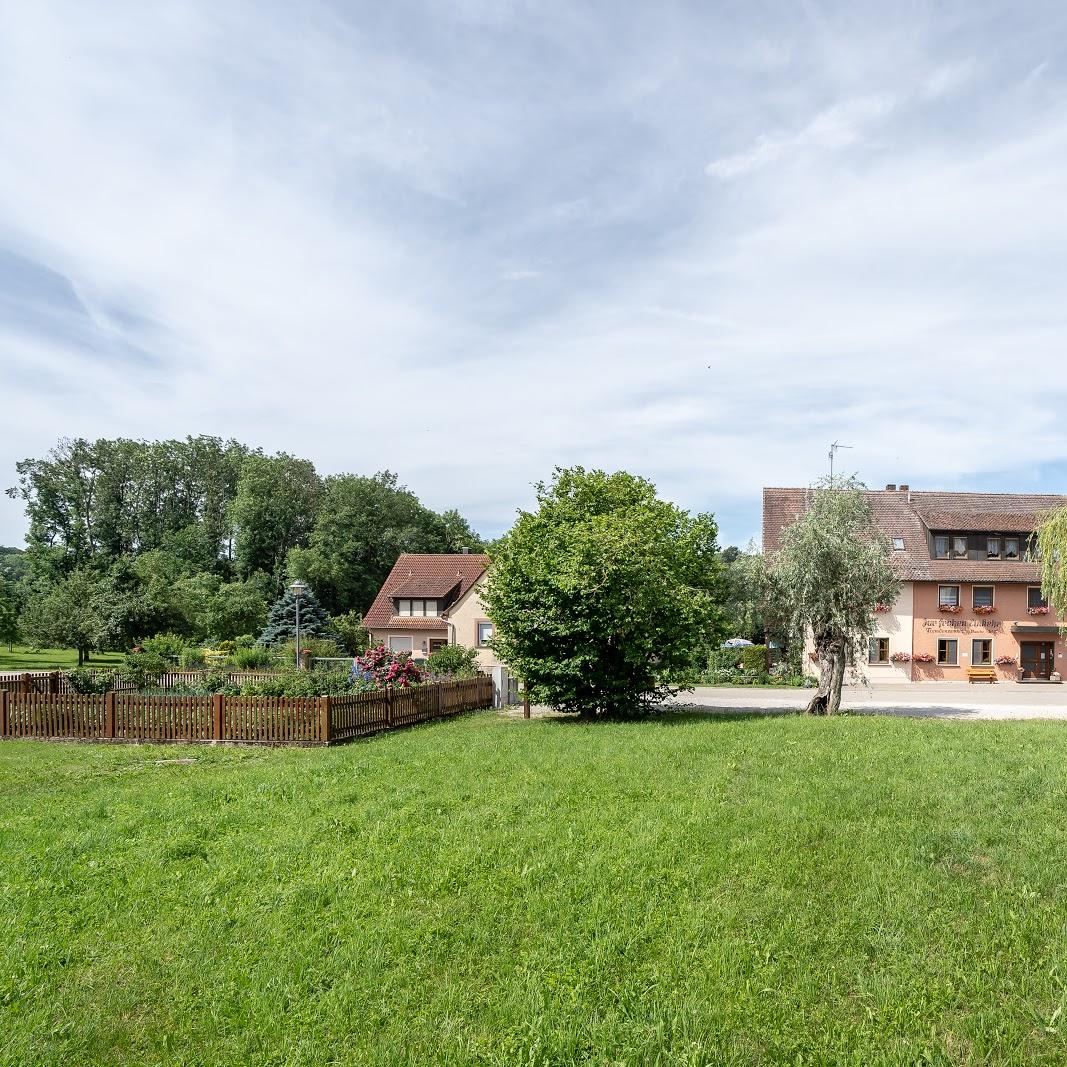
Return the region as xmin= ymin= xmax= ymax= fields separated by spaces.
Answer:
xmin=364 ymin=553 xmax=489 ymax=630
xmin=388 ymin=577 xmax=462 ymax=598
xmin=763 ymin=487 xmax=1065 ymax=584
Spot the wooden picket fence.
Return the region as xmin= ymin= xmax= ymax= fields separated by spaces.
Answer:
xmin=0 ymin=669 xmax=294 ymax=696
xmin=0 ymin=675 xmax=493 ymax=746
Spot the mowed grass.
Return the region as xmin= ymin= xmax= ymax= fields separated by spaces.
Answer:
xmin=0 ymin=646 xmax=124 ymax=671
xmin=3 ymin=712 xmax=1067 ymax=1066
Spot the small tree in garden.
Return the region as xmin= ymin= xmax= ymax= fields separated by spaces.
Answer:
xmin=482 ymin=466 xmax=725 ymax=718
xmin=1035 ymin=506 xmax=1067 ymax=619
xmin=329 ymin=610 xmax=370 ymax=654
xmin=18 ymin=569 xmax=127 ymax=665
xmin=354 ymin=645 xmax=424 ymax=688
xmin=259 ymin=585 xmax=332 ymax=645
xmin=769 ymin=477 xmax=898 ymax=715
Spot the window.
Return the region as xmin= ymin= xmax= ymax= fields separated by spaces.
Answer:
xmin=1028 ymin=587 xmax=1049 ymax=610
xmin=477 ymin=621 xmax=494 ymax=647
xmin=388 ymin=636 xmax=413 ymax=653
xmin=397 ymin=599 xmax=440 ymax=617
xmin=1005 ymin=537 xmax=1019 ymax=560
xmin=397 ymin=599 xmax=412 ymax=616
xmin=935 ymin=536 xmax=949 ymax=559
xmin=937 ymin=639 xmax=958 ymax=665
xmin=422 ymin=600 xmax=438 ymax=617
xmin=987 ymin=537 xmax=1001 ymax=559
xmin=971 ymin=639 xmax=992 ymax=666
xmin=868 ymin=637 xmax=889 ymax=664
xmin=892 ymin=537 xmax=905 ymax=551
xmin=938 ymin=585 xmax=960 ymax=608
xmin=972 ymin=586 xmax=994 ymax=609
xmin=954 ymin=536 xmax=968 ymax=557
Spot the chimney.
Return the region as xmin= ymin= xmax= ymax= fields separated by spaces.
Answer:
xmin=461 ymin=546 xmax=470 ymax=554
xmin=899 ymin=484 xmax=909 ymax=491
xmin=885 ymin=483 xmax=897 ymax=491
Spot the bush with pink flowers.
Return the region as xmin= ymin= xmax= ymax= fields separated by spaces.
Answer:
xmin=354 ymin=645 xmax=424 ymax=688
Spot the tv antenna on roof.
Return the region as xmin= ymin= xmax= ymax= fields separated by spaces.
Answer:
xmin=828 ymin=441 xmax=852 ymax=486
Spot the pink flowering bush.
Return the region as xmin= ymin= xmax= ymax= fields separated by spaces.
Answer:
xmin=912 ymin=652 xmax=935 ymax=663
xmin=354 ymin=645 xmax=424 ymax=688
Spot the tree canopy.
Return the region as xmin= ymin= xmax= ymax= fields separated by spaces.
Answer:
xmin=769 ymin=478 xmax=898 ymax=714
xmin=482 ymin=466 xmax=725 ymax=718
xmin=1035 ymin=506 xmax=1067 ymax=619
xmin=6 ymin=435 xmax=484 ymax=651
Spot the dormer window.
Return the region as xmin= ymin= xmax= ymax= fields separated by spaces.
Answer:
xmin=935 ymin=536 xmax=949 ymax=559
xmin=1005 ymin=537 xmax=1019 ymax=559
xmin=953 ymin=536 xmax=967 ymax=557
xmin=986 ymin=537 xmax=1000 ymax=559
xmin=396 ymin=598 xmax=439 ymax=617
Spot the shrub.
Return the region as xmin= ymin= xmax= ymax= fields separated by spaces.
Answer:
xmin=234 ymin=634 xmax=256 ymax=649
xmin=239 ymin=669 xmax=362 ymax=697
xmin=66 ymin=667 xmax=117 ymax=694
xmin=275 ymin=636 xmax=343 ymax=663
xmin=216 ymin=640 xmax=236 ymax=654
xmin=426 ymin=644 xmax=480 ymax=678
xmin=330 ymin=611 xmax=370 ymax=655
xmin=232 ymin=645 xmax=277 ymax=670
xmin=180 ymin=647 xmax=206 ymax=668
xmin=354 ymin=645 xmax=424 ymax=688
xmin=118 ymin=650 xmax=170 ymax=689
xmin=140 ymin=632 xmax=187 ymax=662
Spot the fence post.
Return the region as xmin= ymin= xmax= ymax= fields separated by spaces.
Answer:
xmin=0 ymin=688 xmax=7 ymax=737
xmin=20 ymin=672 xmax=31 ymax=696
xmin=385 ymin=685 xmax=393 ymax=728
xmin=435 ymin=681 xmax=443 ymax=718
xmin=213 ymin=693 xmax=224 ymax=741
xmin=104 ymin=691 xmax=116 ymax=739
xmin=319 ymin=695 xmax=332 ymax=746
xmin=49 ymin=670 xmax=60 ymax=694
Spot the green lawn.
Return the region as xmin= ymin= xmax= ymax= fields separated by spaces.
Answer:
xmin=0 ymin=646 xmax=125 ymax=672
xmin=2 ymin=712 xmax=1067 ymax=1066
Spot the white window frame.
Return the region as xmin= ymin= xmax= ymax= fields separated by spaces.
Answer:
xmin=1005 ymin=537 xmax=1019 ymax=560
xmin=938 ymin=585 xmax=960 ymax=608
xmin=891 ymin=537 xmax=905 ymax=551
xmin=972 ymin=585 xmax=994 ymax=609
xmin=987 ymin=537 xmax=1001 ymax=559
xmin=388 ymin=636 xmax=413 ymax=653
xmin=971 ymin=638 xmax=992 ymax=666
xmin=1028 ymin=587 xmax=1049 ymax=610
xmin=397 ymin=599 xmax=412 ymax=616
xmin=476 ymin=621 xmax=493 ymax=647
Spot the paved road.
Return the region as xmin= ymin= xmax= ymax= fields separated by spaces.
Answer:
xmin=670 ymin=682 xmax=1067 ymax=720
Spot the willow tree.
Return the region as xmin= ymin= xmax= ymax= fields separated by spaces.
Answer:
xmin=1035 ymin=506 xmax=1067 ymax=617
xmin=770 ymin=478 xmax=897 ymax=715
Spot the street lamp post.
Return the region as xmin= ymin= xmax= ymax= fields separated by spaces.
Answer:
xmin=290 ymin=579 xmax=308 ymax=668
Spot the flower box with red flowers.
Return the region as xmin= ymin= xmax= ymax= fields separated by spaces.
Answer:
xmin=912 ymin=652 xmax=935 ymax=663
xmin=995 ymin=656 xmax=1017 ymax=666
xmin=938 ymin=604 xmax=962 ymax=614
xmin=889 ymin=651 xmax=911 ymax=663
xmin=874 ymin=603 xmax=891 ymax=613
xmin=973 ymin=605 xmax=997 ymax=616
xmin=1028 ymin=606 xmax=1050 ymax=616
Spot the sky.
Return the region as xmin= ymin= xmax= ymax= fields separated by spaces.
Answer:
xmin=3 ymin=1 xmax=1067 ymax=550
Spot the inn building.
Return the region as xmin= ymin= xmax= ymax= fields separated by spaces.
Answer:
xmin=762 ymin=486 xmax=1067 ymax=683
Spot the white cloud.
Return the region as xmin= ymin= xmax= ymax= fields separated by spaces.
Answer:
xmin=706 ymin=95 xmax=895 ymax=179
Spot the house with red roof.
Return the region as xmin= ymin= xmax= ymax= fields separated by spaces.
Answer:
xmin=363 ymin=552 xmax=500 ymax=668
xmin=763 ymin=485 xmax=1067 ymax=683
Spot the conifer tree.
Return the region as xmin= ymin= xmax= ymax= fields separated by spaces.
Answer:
xmin=259 ymin=586 xmax=332 ymax=645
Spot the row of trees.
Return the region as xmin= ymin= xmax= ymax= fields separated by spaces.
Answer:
xmin=3 ymin=436 xmax=486 ymax=659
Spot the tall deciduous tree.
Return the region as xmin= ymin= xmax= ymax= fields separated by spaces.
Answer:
xmin=18 ymin=570 xmax=129 ymax=665
xmin=483 ymin=467 xmax=725 ymax=718
xmin=230 ymin=452 xmax=322 ymax=581
xmin=287 ymin=472 xmax=459 ymax=614
xmin=769 ymin=478 xmax=898 ymax=715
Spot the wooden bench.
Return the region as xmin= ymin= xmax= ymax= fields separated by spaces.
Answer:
xmin=967 ymin=666 xmax=997 ymax=684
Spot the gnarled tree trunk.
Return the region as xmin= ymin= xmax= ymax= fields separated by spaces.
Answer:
xmin=806 ymin=630 xmax=847 ymax=715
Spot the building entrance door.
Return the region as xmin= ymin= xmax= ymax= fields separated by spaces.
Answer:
xmin=1020 ymin=642 xmax=1054 ymax=680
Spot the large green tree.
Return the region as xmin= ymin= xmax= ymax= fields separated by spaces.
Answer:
xmin=18 ymin=570 xmax=130 ymax=665
xmin=482 ymin=467 xmax=725 ymax=718
xmin=769 ymin=478 xmax=898 ymax=715
xmin=287 ymin=472 xmax=458 ymax=614
xmin=230 ymin=452 xmax=321 ymax=581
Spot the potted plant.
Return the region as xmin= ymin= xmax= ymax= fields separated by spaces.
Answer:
xmin=912 ymin=652 xmax=935 ymax=663
xmin=973 ymin=605 xmax=997 ymax=616
xmin=939 ymin=604 xmax=962 ymax=614
xmin=995 ymin=655 xmax=1017 ymax=666
xmin=890 ymin=651 xmax=911 ymax=663
xmin=1028 ymin=606 xmax=1050 ymax=616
